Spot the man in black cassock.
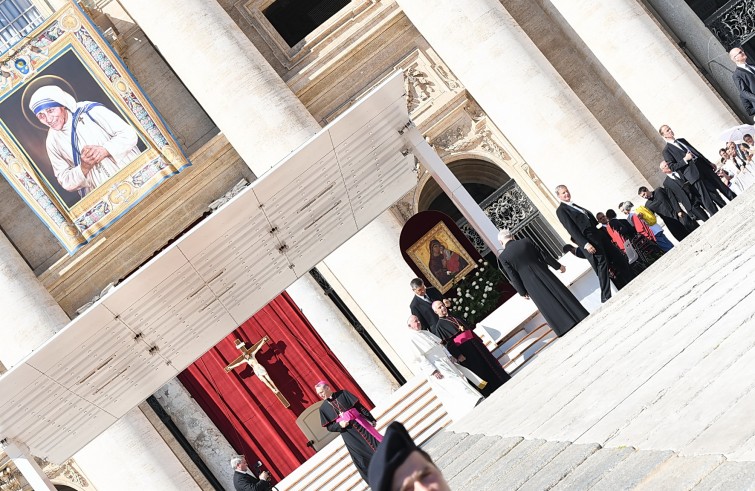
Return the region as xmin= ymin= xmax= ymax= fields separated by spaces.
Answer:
xmin=430 ymin=301 xmax=510 ymax=397
xmin=497 ymin=230 xmax=588 ymax=337
xmin=316 ymin=381 xmax=380 ymax=482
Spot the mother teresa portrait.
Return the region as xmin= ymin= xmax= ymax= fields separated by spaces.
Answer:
xmin=29 ymin=85 xmax=141 ymax=198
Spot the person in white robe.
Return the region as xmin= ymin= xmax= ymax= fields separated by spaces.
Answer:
xmin=29 ymin=85 xmax=141 ymax=198
xmin=406 ymin=315 xmax=482 ymax=421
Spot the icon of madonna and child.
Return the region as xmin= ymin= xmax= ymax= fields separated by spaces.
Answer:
xmin=428 ymin=238 xmax=469 ymax=285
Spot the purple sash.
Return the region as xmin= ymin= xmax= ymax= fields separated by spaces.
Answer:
xmin=336 ymin=408 xmax=383 ymax=442
xmin=452 ymin=330 xmax=475 ymax=346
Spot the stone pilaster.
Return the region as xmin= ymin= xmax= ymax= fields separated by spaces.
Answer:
xmin=395 ymin=0 xmax=647 ymax=211
xmin=545 ymin=0 xmax=739 ymax=154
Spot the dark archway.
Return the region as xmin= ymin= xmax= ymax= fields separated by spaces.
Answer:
xmin=418 ymin=159 xmax=511 ymax=219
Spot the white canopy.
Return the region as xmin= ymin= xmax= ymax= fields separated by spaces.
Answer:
xmin=0 ymin=71 xmax=415 ymax=463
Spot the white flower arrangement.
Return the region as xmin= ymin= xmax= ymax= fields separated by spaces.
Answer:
xmin=449 ymin=258 xmax=505 ymax=324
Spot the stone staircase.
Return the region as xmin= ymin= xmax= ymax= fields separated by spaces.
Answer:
xmin=422 ymin=430 xmax=755 ymax=490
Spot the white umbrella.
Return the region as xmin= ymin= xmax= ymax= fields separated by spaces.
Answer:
xmin=719 ymin=124 xmax=755 ymax=143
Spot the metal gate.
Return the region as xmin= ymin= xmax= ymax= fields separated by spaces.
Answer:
xmin=456 ymin=179 xmax=565 ymax=259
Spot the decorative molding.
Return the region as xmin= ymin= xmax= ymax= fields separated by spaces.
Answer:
xmin=430 ymin=120 xmax=511 ymax=162
xmin=397 ymin=49 xmax=462 ymax=118
xmin=42 ymin=459 xmax=90 ymax=488
xmin=208 ymin=178 xmax=249 ymax=212
xmin=76 ymin=281 xmax=117 ymax=315
xmin=521 ymin=162 xmax=560 ymax=207
xmin=389 ymin=193 xmax=414 ymax=225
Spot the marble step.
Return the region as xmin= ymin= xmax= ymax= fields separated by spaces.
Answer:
xmin=422 ymin=430 xmax=755 ymax=490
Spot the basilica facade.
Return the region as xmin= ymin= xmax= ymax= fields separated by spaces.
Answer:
xmin=0 ymin=0 xmax=751 ymax=489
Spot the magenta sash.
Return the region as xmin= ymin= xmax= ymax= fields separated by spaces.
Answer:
xmin=336 ymin=408 xmax=383 ymax=442
xmin=452 ymin=330 xmax=475 ymax=346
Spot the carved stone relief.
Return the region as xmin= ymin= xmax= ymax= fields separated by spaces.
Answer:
xmin=429 ymin=106 xmax=512 ymax=163
xmin=396 ymin=48 xmax=463 ymax=118
xmin=42 ymin=458 xmax=92 ymax=490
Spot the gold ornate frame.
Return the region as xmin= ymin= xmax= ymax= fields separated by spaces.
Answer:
xmin=0 ymin=2 xmax=189 ymax=253
xmin=406 ymin=221 xmax=476 ymax=293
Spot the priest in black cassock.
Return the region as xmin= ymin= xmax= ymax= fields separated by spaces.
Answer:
xmin=430 ymin=301 xmax=510 ymax=397
xmin=497 ymin=229 xmax=589 ymax=337
xmin=316 ymin=381 xmax=381 ymax=482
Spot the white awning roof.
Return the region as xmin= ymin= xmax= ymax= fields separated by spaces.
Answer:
xmin=0 ymin=71 xmax=415 ymax=463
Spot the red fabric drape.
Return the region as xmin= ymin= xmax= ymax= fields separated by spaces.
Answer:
xmin=178 ymin=292 xmax=372 ymax=480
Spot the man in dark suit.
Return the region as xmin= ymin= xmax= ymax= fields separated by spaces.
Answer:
xmin=409 ymin=278 xmax=443 ymax=331
xmin=660 ymin=160 xmax=708 ymax=223
xmin=730 ymin=47 xmax=755 ymax=120
xmin=555 ymin=185 xmax=615 ymax=303
xmin=638 ymin=185 xmax=695 ymax=241
xmin=659 ymin=124 xmax=735 ymax=216
xmin=231 ymin=456 xmax=272 ymax=491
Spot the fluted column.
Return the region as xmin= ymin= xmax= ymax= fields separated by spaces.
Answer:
xmin=118 ymin=0 xmax=318 ymax=176
xmin=545 ymin=0 xmax=739 ymax=154
xmin=396 ymin=0 xmax=647 ymax=211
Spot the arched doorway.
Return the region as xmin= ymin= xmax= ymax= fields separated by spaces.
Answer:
xmin=418 ymin=158 xmax=564 ymax=258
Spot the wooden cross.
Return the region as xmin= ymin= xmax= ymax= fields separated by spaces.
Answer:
xmin=224 ymin=336 xmax=290 ymax=408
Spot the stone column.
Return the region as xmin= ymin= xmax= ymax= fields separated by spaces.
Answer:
xmin=73 ymin=408 xmax=202 ymax=491
xmin=396 ymin=0 xmax=647 ymax=211
xmin=151 ymin=380 xmax=237 ymax=491
xmin=118 ymin=0 xmax=318 ymax=177
xmin=286 ymin=275 xmax=400 ymax=402
xmin=644 ymin=0 xmax=748 ymax=121
xmin=544 ymin=0 xmax=739 ymax=154
xmin=321 ymin=213 xmax=422 ymax=368
xmin=0 ymin=231 xmax=68 ymax=368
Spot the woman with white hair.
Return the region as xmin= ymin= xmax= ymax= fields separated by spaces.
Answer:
xmin=29 ymin=85 xmax=140 ymax=198
xmin=497 ymin=229 xmax=588 ymax=336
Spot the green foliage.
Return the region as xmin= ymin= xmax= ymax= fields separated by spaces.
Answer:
xmin=450 ymin=258 xmax=505 ymax=325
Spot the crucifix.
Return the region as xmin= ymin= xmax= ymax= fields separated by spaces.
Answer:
xmin=224 ymin=336 xmax=290 ymax=408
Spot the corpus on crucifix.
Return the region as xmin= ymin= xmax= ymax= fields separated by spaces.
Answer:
xmin=224 ymin=336 xmax=290 ymax=407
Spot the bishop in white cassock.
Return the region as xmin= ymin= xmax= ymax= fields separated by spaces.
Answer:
xmin=406 ymin=315 xmax=482 ymax=421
